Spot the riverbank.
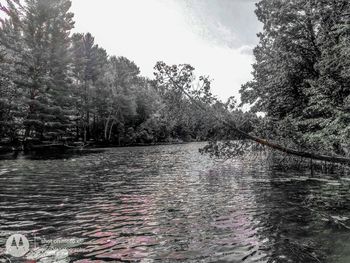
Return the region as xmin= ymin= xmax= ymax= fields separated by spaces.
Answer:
xmin=0 ymin=139 xmax=196 ymax=156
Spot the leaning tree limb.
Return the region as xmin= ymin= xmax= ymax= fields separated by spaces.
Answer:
xmin=168 ymin=76 xmax=350 ymax=165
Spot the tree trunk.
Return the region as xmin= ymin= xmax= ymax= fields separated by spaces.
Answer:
xmin=83 ymin=125 xmax=87 ymax=143
xmin=86 ymin=110 xmax=90 ymax=140
xmin=108 ymin=120 xmax=116 ymax=142
xmin=239 ymin=128 xmax=350 ymax=165
xmin=104 ymin=113 xmax=111 ymax=141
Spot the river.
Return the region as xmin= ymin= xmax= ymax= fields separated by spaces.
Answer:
xmin=0 ymin=142 xmax=350 ymax=262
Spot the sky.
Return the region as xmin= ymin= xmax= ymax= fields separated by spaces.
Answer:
xmin=71 ymin=0 xmax=262 ymax=101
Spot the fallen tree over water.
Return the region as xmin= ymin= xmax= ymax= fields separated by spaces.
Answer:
xmin=224 ymin=122 xmax=350 ymax=165
xmin=154 ymin=62 xmax=350 ymax=166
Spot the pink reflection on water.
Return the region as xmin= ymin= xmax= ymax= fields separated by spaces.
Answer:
xmin=79 ymin=193 xmax=158 ymax=261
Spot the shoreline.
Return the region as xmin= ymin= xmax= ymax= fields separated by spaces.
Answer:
xmin=0 ymin=140 xmax=204 ymax=156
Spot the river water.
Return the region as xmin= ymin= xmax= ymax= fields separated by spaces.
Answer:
xmin=1 ymin=142 xmax=350 ymax=262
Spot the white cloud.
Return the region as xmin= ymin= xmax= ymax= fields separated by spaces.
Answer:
xmin=70 ymin=0 xmax=255 ymax=101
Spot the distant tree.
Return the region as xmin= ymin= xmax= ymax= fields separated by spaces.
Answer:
xmin=154 ymin=61 xmax=241 ymax=142
xmin=101 ymin=56 xmax=139 ymax=143
xmin=71 ymin=32 xmax=108 ymax=142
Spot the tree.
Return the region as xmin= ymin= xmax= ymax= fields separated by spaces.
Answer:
xmin=153 ymin=61 xmax=235 ymax=142
xmin=71 ymin=32 xmax=108 ymax=142
xmin=0 ymin=0 xmax=75 ymax=140
xmin=99 ymin=56 xmax=139 ymax=143
xmin=240 ymin=0 xmax=350 ymax=155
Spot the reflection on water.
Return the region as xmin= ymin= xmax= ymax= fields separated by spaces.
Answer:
xmin=1 ymin=143 xmax=350 ymax=262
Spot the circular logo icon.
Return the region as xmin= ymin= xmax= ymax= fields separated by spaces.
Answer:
xmin=5 ymin=234 xmax=30 ymax=258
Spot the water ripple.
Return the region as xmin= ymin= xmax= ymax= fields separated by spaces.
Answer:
xmin=1 ymin=143 xmax=350 ymax=262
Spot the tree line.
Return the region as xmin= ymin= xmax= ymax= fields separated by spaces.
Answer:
xmin=3 ymin=0 xmax=346 ymax=158
xmin=0 ymin=0 xmax=254 ymax=148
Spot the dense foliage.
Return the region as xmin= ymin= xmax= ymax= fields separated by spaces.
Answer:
xmin=240 ymin=0 xmax=350 ymax=156
xmin=0 ymin=0 xmax=252 ymax=147
xmin=2 ymin=0 xmax=347 ymax=159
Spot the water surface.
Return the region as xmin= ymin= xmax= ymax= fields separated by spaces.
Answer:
xmin=1 ymin=143 xmax=350 ymax=262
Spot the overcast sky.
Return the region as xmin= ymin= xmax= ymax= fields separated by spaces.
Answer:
xmin=71 ymin=0 xmax=261 ymax=101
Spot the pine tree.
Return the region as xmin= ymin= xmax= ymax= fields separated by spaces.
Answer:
xmin=0 ymin=0 xmax=75 ymax=140
xmin=71 ymin=33 xmax=107 ymax=141
xmin=0 ymin=0 xmax=28 ymax=141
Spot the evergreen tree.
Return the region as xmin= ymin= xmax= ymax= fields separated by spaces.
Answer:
xmin=71 ymin=32 xmax=108 ymax=142
xmin=0 ymin=0 xmax=27 ymax=141
xmin=0 ymin=0 xmax=75 ymax=140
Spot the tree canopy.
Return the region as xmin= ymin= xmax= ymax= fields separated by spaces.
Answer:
xmin=1 ymin=0 xmax=348 ymax=160
xmin=0 ymin=0 xmax=247 ymax=147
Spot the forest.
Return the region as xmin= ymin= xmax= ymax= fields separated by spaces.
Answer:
xmin=0 ymin=0 xmax=349 ymax=158
xmin=0 ymin=0 xmax=254 ymax=150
